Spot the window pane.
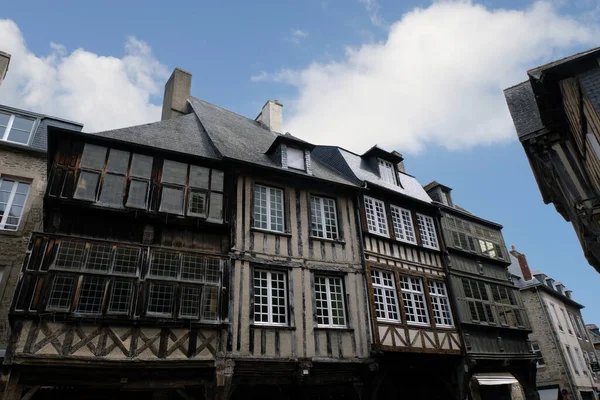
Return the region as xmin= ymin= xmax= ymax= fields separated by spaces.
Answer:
xmin=211 ymin=170 xmax=224 ymax=192
xmin=0 ymin=113 xmax=10 ymax=128
xmin=189 ymin=165 xmax=210 ymax=189
xmin=130 ymin=154 xmax=153 ymax=178
xmin=254 ymin=185 xmax=268 ymax=229
xmin=287 ymin=147 xmax=305 ymax=170
xmin=74 ymin=171 xmax=99 ymax=201
xmin=147 ymin=283 xmax=174 ymax=316
xmin=113 ymin=247 xmax=140 ymax=275
xmin=314 ymin=276 xmax=330 ymax=325
xmin=188 ymin=190 xmax=207 ymax=217
xmin=76 ymin=276 xmax=107 ymax=314
xmin=269 ymin=188 xmax=284 ymax=232
xmin=98 ymin=174 xmax=125 ymax=207
xmin=150 ymin=251 xmax=180 ymax=278
xmin=126 ymin=180 xmax=148 ymax=209
xmin=208 ymin=192 xmax=223 ymax=222
xmin=11 ymin=116 xmax=35 ymax=132
xmin=181 ymin=255 xmax=220 ymax=283
xmin=180 ymin=286 xmax=201 ymax=318
xmin=253 ymin=269 xmax=287 ymax=325
xmin=106 ymin=149 xmax=130 ymax=173
xmin=80 ymin=144 xmax=107 ymax=170
xmin=47 ymin=275 xmax=75 ymax=311
xmin=55 ymin=241 xmax=86 ymax=270
xmin=400 ymin=276 xmax=429 ymax=325
xmin=417 ymin=214 xmax=438 ymax=249
xmin=311 ymin=197 xmax=324 ymax=237
xmin=323 ymin=198 xmax=338 ymax=239
xmin=202 ymin=285 xmax=219 ymax=320
xmin=371 ymin=270 xmax=399 ymax=321
xmin=378 ymin=159 xmax=397 ymax=185
xmin=162 ymin=160 xmax=187 ymax=184
xmin=160 ymin=186 xmax=184 ymax=215
xmin=86 ymin=243 xmax=113 ymax=272
xmin=391 ymin=205 xmax=415 ymax=243
xmin=108 ymin=280 xmax=133 ymax=314
xmin=6 ymin=127 xmax=32 ymax=144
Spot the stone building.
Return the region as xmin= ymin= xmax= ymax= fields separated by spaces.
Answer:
xmin=0 ymin=103 xmax=82 ymax=358
xmin=424 ymin=183 xmax=537 ymax=400
xmin=510 ymin=247 xmax=599 ymax=400
xmin=587 ymin=324 xmax=600 ymax=358
xmin=505 ymin=46 xmax=600 ymax=274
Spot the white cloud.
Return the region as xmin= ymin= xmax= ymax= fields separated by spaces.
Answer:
xmin=359 ymin=0 xmax=385 ymax=27
xmin=257 ymin=2 xmax=597 ymax=154
xmin=0 ymin=19 xmax=169 ymax=132
xmin=292 ymin=29 xmax=309 ymax=39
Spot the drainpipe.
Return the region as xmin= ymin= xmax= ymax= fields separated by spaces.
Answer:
xmin=534 ymin=286 xmax=578 ymax=399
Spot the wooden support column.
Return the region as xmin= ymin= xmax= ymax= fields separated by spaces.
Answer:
xmin=214 ymin=359 xmax=235 ymax=400
xmin=3 ymin=370 xmax=22 ymax=400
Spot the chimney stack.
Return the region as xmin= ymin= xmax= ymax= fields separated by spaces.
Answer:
xmin=510 ymin=246 xmax=532 ymax=281
xmin=0 ymin=51 xmax=11 ymax=88
xmin=391 ymin=151 xmax=405 ymax=173
xmin=256 ymin=100 xmax=283 ymax=133
xmin=161 ymin=68 xmax=192 ymax=120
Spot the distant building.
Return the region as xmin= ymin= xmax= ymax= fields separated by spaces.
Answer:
xmin=510 ymin=247 xmax=599 ymax=400
xmin=587 ymin=324 xmax=600 ymax=361
xmin=0 ymin=51 xmax=9 ymax=88
xmin=504 ymin=46 xmax=600 ymax=275
xmin=424 ymin=183 xmax=537 ymax=400
xmin=0 ymin=104 xmax=82 ymax=359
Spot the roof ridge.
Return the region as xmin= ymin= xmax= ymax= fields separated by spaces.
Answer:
xmin=189 ymin=96 xmax=272 ymax=133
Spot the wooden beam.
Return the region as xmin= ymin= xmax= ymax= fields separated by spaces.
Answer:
xmin=21 ymin=386 xmax=41 ymax=400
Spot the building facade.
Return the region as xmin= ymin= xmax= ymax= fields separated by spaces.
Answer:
xmin=510 ymin=247 xmax=599 ymax=400
xmin=505 ymin=46 xmax=600 ymax=274
xmin=313 ymin=146 xmax=464 ymax=399
xmin=0 ymin=104 xmax=82 ymax=360
xmin=425 ymin=183 xmax=538 ymax=400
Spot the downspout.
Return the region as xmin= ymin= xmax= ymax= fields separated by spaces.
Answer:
xmin=534 ymin=286 xmax=578 ymax=398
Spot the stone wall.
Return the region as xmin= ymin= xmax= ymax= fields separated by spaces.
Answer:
xmin=0 ymin=146 xmax=46 ymax=349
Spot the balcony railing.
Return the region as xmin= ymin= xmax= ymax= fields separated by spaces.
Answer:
xmin=12 ymin=233 xmax=228 ymax=324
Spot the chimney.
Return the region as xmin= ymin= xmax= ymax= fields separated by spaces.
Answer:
xmin=256 ymin=100 xmax=283 ymax=133
xmin=510 ymin=245 xmax=533 ymax=281
xmin=0 ymin=51 xmax=11 ymax=88
xmin=391 ymin=151 xmax=405 ymax=173
xmin=161 ymin=68 xmax=192 ymax=120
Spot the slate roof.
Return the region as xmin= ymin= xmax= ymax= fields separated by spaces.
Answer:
xmin=528 ymin=46 xmax=600 ymax=79
xmin=87 ymin=113 xmax=220 ymax=160
xmin=188 ymin=97 xmax=358 ymax=187
xmin=311 ymin=145 xmax=432 ymax=203
xmin=0 ymin=104 xmax=83 ymax=153
xmin=579 ymin=68 xmax=600 ymax=118
xmin=504 ymin=81 xmax=544 ymax=138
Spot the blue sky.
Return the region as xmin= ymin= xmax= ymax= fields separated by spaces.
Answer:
xmin=1 ymin=0 xmax=600 ymax=324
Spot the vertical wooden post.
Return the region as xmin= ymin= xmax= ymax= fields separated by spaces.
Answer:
xmin=3 ymin=369 xmax=22 ymax=400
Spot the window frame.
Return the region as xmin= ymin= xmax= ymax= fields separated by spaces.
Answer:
xmin=561 ymin=308 xmax=573 ymax=335
xmin=0 ymin=112 xmax=36 ymax=146
xmin=378 ymin=158 xmax=397 ymax=186
xmin=532 ymin=342 xmax=546 ymax=368
xmin=428 ymin=280 xmax=454 ymax=328
xmin=309 ymin=195 xmax=339 ymax=240
xmin=253 ymin=268 xmax=289 ymax=326
xmin=399 ymin=275 xmax=430 ymax=326
xmin=549 ymin=302 xmax=564 ymax=332
xmin=416 ymin=213 xmax=439 ymax=250
xmin=287 ymin=147 xmax=306 ymax=171
xmin=462 ymin=278 xmax=496 ymax=324
xmin=253 ymin=184 xmax=285 ymax=233
xmin=370 ymin=269 xmax=400 ymax=323
xmin=314 ymin=275 xmax=347 ymax=328
xmin=390 ymin=205 xmax=416 ymax=245
xmin=364 ymin=196 xmax=389 ymax=237
xmin=0 ymin=178 xmax=31 ymax=231
xmin=566 ymin=345 xmax=580 ymax=375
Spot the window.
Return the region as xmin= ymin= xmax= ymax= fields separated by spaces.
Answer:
xmin=490 ymin=285 xmax=524 ymax=328
xmin=47 ymin=275 xmax=76 ymax=311
xmin=462 ymin=278 xmax=495 ymax=323
xmin=74 ymin=144 xmax=107 ymax=201
xmin=561 ymin=308 xmax=573 ymax=334
xmin=160 ymin=160 xmax=187 ymax=215
xmin=76 ymin=276 xmax=108 ymax=314
xmin=310 ymin=196 xmax=338 ymax=239
xmin=584 ymin=350 xmax=592 ymax=376
xmin=180 ymin=286 xmax=202 ymax=318
xmin=288 ymin=147 xmax=306 ymax=170
xmin=0 ymin=112 xmax=35 ymax=145
xmin=253 ymin=184 xmax=284 ymax=232
xmin=113 ymin=247 xmax=140 ymax=276
xmin=314 ymin=275 xmax=346 ymax=328
xmin=364 ymin=196 xmax=388 ymax=236
xmin=390 ymin=205 xmax=416 ymax=244
xmin=576 ymin=316 xmax=589 ymax=341
xmin=147 ymin=283 xmax=175 ymax=316
xmin=576 ymin=348 xmax=589 ymax=375
xmin=532 ymin=342 xmax=546 ymax=367
xmin=441 ymin=191 xmax=450 ymax=206
xmin=549 ymin=303 xmax=563 ymax=332
xmin=108 ymin=280 xmax=134 ymax=314
xmin=566 ymin=345 xmax=580 ymax=375
xmin=370 ymin=269 xmax=400 ymax=322
xmin=428 ymin=281 xmax=453 ymax=327
xmin=417 ymin=214 xmax=439 ymax=249
xmin=53 ymin=240 xmax=140 ymax=276
xmin=445 ymin=215 xmax=504 ymax=259
xmin=126 ymin=153 xmax=153 ymax=209
xmin=98 ymin=149 xmax=129 ymax=207
xmin=479 ymin=239 xmax=497 ymax=258
xmin=54 ymin=241 xmax=86 ymax=270
xmin=253 ymin=269 xmax=288 ymax=325
xmin=399 ymin=276 xmax=429 ymax=325
xmin=378 ymin=158 xmax=397 ymax=185
xmin=0 ymin=179 xmax=30 ymax=231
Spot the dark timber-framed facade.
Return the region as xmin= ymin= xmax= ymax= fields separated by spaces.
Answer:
xmin=425 ymin=182 xmax=538 ymax=400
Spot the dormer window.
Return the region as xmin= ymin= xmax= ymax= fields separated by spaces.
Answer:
xmin=378 ymin=158 xmax=397 ymax=185
xmin=441 ymin=191 xmax=450 ymax=206
xmin=287 ymin=147 xmax=306 ymax=171
xmin=0 ymin=112 xmax=36 ymax=145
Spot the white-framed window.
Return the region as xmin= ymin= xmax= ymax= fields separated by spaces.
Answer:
xmin=417 ymin=213 xmax=439 ymax=249
xmin=253 ymin=269 xmax=288 ymax=325
xmin=2 ymin=185 xmax=28 ymax=231
xmin=0 ymin=178 xmax=30 ymax=231
xmin=364 ymin=196 xmax=388 ymax=236
xmin=576 ymin=347 xmax=589 ymax=375
xmin=549 ymin=303 xmax=563 ymax=332
xmin=310 ymin=196 xmax=338 ymax=239
xmin=390 ymin=205 xmax=416 ymax=244
xmin=532 ymin=342 xmax=545 ymax=367
xmin=0 ymin=112 xmax=36 ymax=145
xmin=569 ymin=312 xmax=582 ymax=339
xmin=584 ymin=350 xmax=592 ymax=376
xmin=314 ymin=275 xmax=346 ymax=328
xmin=378 ymin=158 xmax=397 ymax=185
xmin=576 ymin=315 xmax=589 ymax=341
xmin=428 ymin=280 xmax=453 ymax=327
xmin=561 ymin=308 xmax=573 ymax=335
xmin=287 ymin=147 xmax=306 ymax=171
xmin=254 ymin=184 xmax=285 ymax=232
xmin=370 ymin=269 xmax=400 ymax=322
xmin=399 ymin=276 xmax=429 ymax=325
xmin=565 ymin=345 xmax=580 ymax=375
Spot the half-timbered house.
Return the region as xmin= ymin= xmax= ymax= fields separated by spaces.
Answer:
xmin=425 ymin=182 xmax=538 ymax=400
xmin=313 ymin=146 xmax=464 ymax=399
